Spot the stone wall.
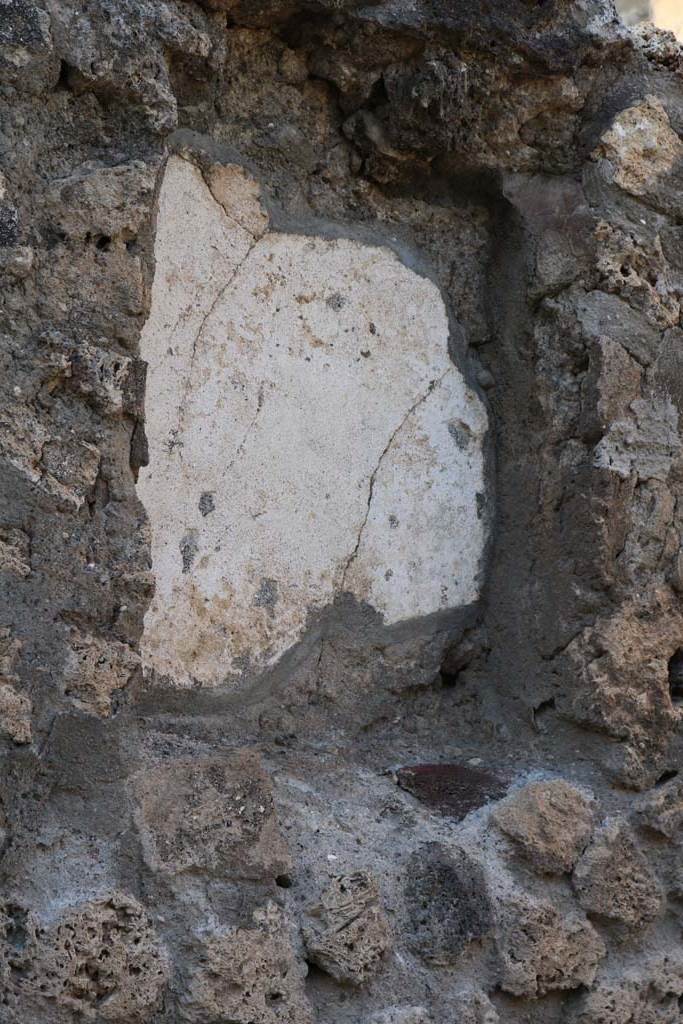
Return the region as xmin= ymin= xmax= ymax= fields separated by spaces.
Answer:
xmin=0 ymin=2 xmax=681 ymax=1022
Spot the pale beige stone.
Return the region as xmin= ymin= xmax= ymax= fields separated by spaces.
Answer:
xmin=492 ymin=779 xmax=595 ymax=874
xmin=182 ymin=904 xmax=312 ymax=1024
xmin=592 ymin=96 xmax=683 ymax=198
xmin=132 ymin=751 xmax=291 ymax=880
xmin=0 ymin=683 xmax=31 ymax=744
xmin=572 ymin=819 xmax=664 ymax=928
xmin=63 ymin=629 xmax=140 ymax=716
xmin=204 ymin=162 xmax=269 ymax=238
xmin=496 ymin=893 xmax=605 ymax=997
xmin=138 ymin=156 xmax=488 ymax=685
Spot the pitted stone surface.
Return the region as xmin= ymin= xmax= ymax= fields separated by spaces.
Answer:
xmin=495 ymin=893 xmax=605 ymax=998
xmin=405 ymin=843 xmax=492 ymax=965
xmin=138 ymin=155 xmax=487 ymax=685
xmin=572 ymin=819 xmax=664 ymax=928
xmin=0 ymin=894 xmax=169 ymax=1022
xmin=181 ymin=904 xmax=312 ymax=1024
xmin=492 ymin=779 xmax=595 ymax=874
xmin=302 ymin=871 xmax=391 ymax=984
xmin=592 ymin=96 xmax=683 ymax=199
xmin=132 ymin=751 xmax=291 ymax=880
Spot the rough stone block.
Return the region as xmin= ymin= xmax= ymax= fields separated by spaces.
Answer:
xmin=0 ymin=682 xmax=31 ymax=744
xmin=45 ymin=160 xmax=158 ymax=242
xmin=491 ymin=779 xmax=595 ymax=874
xmin=566 ymin=953 xmax=683 ymax=1024
xmin=495 ymin=893 xmax=605 ymax=997
xmin=40 ymin=436 xmax=101 ymax=509
xmin=63 ymin=629 xmax=140 ymax=716
xmin=132 ymin=750 xmax=291 ymax=880
xmin=0 ymin=893 xmax=169 ymax=1022
xmin=0 ymin=526 xmax=30 ymax=577
xmin=405 ymin=843 xmax=492 ymax=965
xmin=181 ymin=903 xmax=312 ymax=1024
xmin=369 ymin=1010 xmax=432 ymax=1024
xmin=452 ymin=990 xmax=500 ymax=1023
xmin=572 ymin=819 xmax=664 ymax=928
xmin=303 ymin=871 xmax=391 ymax=985
xmin=592 ymin=96 xmax=683 ymax=200
xmin=634 ymin=776 xmax=683 ymax=839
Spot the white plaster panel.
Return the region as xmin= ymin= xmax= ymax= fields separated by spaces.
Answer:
xmin=137 ymin=155 xmax=488 ymax=686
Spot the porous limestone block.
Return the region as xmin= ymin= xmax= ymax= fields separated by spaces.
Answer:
xmin=303 ymin=871 xmax=391 ymax=984
xmin=592 ymin=96 xmax=683 ymax=198
xmin=62 ymin=629 xmax=140 ymax=717
xmin=495 ymin=892 xmax=605 ymax=998
xmin=131 ymin=751 xmax=291 ymax=881
xmin=181 ymin=904 xmax=312 ymax=1024
xmin=138 ymin=155 xmax=488 ymax=685
xmin=572 ymin=819 xmax=664 ymax=928
xmin=634 ymin=776 xmax=683 ymax=839
xmin=492 ymin=779 xmax=595 ymax=875
xmin=566 ymin=953 xmax=683 ymax=1024
xmin=0 ymin=894 xmax=169 ymax=1022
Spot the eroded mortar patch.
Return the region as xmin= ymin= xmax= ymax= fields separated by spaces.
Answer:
xmin=137 ymin=155 xmax=487 ymax=685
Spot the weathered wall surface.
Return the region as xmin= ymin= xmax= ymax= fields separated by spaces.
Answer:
xmin=0 ymin=1 xmax=682 ymax=1022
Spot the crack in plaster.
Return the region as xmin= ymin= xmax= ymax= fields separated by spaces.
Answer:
xmin=341 ymin=367 xmax=454 ymax=591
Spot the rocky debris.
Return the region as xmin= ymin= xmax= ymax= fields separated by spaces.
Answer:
xmin=396 ymin=763 xmax=507 ymax=821
xmin=495 ymin=892 xmax=605 ymax=998
xmin=0 ymin=682 xmax=31 ymax=744
xmin=452 ymin=990 xmax=499 ymax=1023
xmin=46 ymin=0 xmax=212 ymax=131
xmin=0 ymin=526 xmax=30 ymax=577
xmin=592 ymin=96 xmax=683 ymax=203
xmin=634 ymin=776 xmax=683 ymax=839
xmin=565 ymin=953 xmax=683 ymax=1024
xmin=0 ymin=628 xmax=31 ymax=743
xmin=491 ymin=779 xmax=595 ymax=874
xmin=572 ymin=819 xmax=664 ymax=928
xmin=405 ymin=843 xmax=492 ymax=965
xmin=182 ymin=904 xmax=312 ymax=1024
xmin=62 ymin=629 xmax=140 ymax=716
xmin=0 ymin=893 xmax=169 ymax=1022
xmin=302 ymin=871 xmax=391 ymax=985
xmin=132 ymin=750 xmax=291 ymax=880
xmin=369 ymin=1009 xmax=432 ymax=1024
xmin=45 ymin=160 xmax=158 ymax=243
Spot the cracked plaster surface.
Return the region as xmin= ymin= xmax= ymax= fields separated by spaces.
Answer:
xmin=137 ymin=155 xmax=487 ymax=686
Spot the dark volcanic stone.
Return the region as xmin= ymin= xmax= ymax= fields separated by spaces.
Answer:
xmin=396 ymin=763 xmax=507 ymax=820
xmin=405 ymin=842 xmax=492 ymax=964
